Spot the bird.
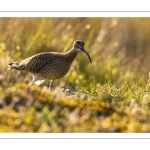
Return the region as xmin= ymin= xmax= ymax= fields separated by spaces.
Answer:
xmin=8 ymin=40 xmax=92 ymax=90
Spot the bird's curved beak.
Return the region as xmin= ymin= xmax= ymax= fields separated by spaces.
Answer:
xmin=81 ymin=48 xmax=92 ymax=63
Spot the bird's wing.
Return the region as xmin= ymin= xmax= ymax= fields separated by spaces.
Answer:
xmin=21 ymin=53 xmax=55 ymax=73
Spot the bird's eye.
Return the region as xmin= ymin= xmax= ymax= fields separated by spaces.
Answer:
xmin=75 ymin=44 xmax=80 ymax=48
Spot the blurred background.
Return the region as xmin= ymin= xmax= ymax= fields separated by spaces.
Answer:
xmin=1 ymin=18 xmax=150 ymax=132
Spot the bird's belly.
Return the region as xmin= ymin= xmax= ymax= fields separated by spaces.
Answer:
xmin=38 ymin=64 xmax=71 ymax=80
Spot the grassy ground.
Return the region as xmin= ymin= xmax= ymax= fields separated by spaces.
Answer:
xmin=1 ymin=18 xmax=150 ymax=132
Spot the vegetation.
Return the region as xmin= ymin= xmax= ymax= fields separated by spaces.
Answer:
xmin=1 ymin=18 xmax=150 ymax=132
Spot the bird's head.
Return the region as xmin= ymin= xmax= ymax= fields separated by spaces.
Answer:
xmin=73 ymin=40 xmax=92 ymax=63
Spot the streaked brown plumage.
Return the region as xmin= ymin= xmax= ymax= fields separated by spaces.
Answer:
xmin=8 ymin=40 xmax=92 ymax=90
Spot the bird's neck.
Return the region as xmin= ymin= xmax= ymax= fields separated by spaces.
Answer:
xmin=65 ymin=49 xmax=79 ymax=64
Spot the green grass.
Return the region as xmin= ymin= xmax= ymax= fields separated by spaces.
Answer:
xmin=1 ymin=18 xmax=150 ymax=132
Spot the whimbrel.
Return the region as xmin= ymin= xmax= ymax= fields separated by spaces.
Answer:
xmin=8 ymin=40 xmax=92 ymax=90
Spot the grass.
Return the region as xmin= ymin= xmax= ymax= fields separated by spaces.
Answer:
xmin=1 ymin=18 xmax=150 ymax=132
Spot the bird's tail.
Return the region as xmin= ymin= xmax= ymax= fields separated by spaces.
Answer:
xmin=7 ymin=61 xmax=23 ymax=71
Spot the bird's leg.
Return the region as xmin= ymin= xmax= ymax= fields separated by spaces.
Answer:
xmin=28 ymin=75 xmax=39 ymax=86
xmin=49 ymin=80 xmax=54 ymax=90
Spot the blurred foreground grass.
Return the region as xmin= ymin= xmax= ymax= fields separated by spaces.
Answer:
xmin=1 ymin=18 xmax=150 ymax=132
